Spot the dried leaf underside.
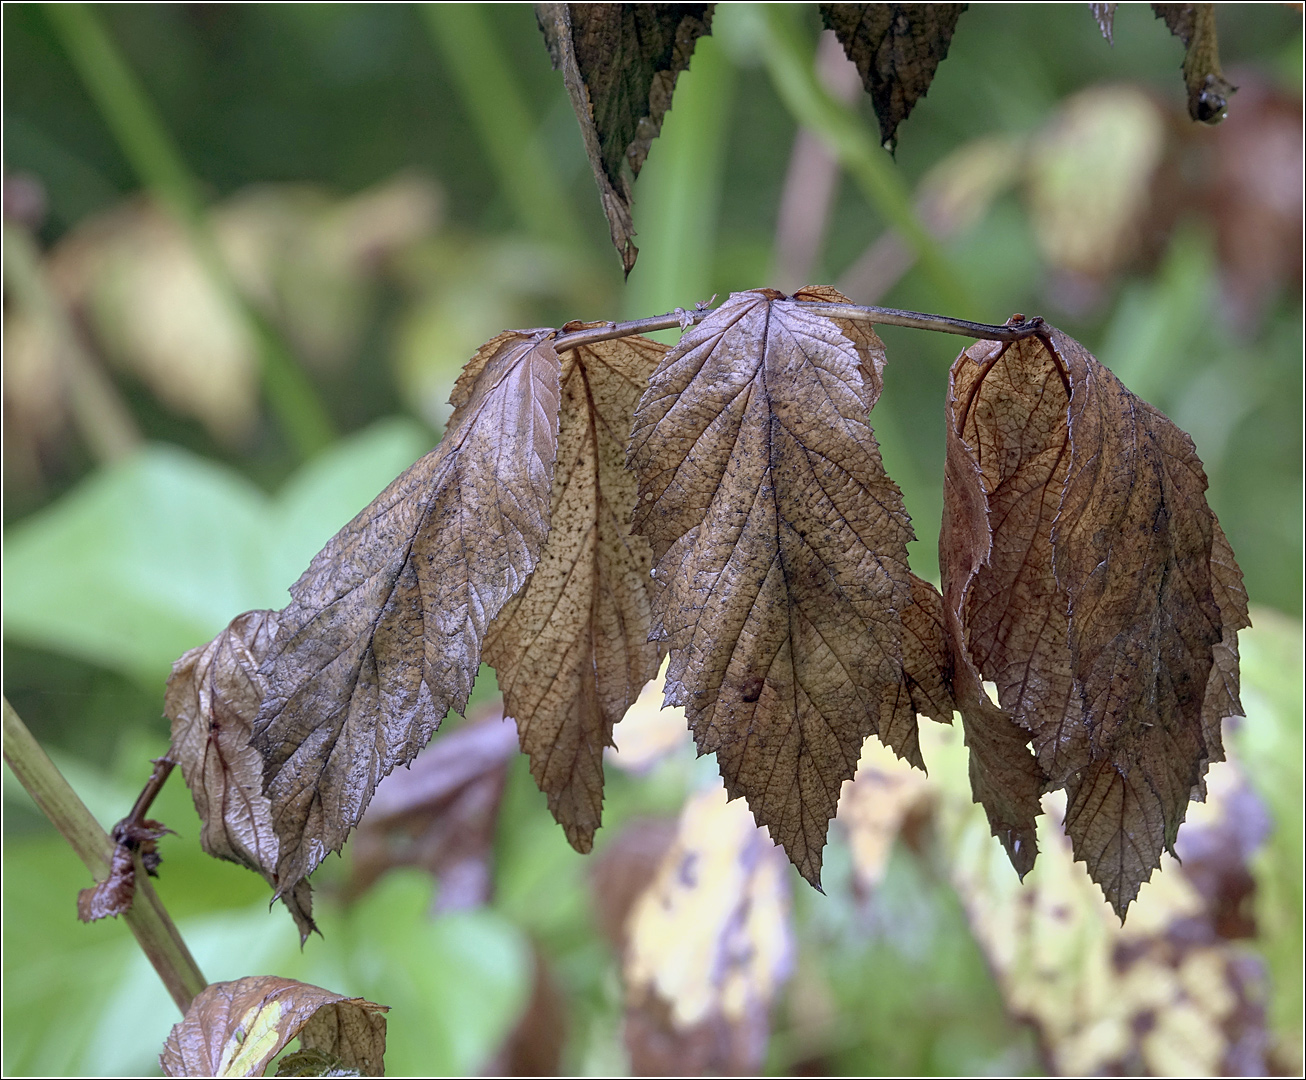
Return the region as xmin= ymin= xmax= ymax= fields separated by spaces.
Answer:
xmin=159 ymin=976 xmax=387 ymax=1078
xmin=251 ymin=330 xmax=561 ymax=894
xmin=941 ymin=329 xmax=1248 ymax=914
xmin=167 ymin=609 xmax=315 ymax=940
xmin=820 ymin=2 xmax=967 ymax=152
xmin=630 ymin=287 xmax=953 ymax=886
xmin=484 ymin=328 xmax=666 ymax=852
xmin=535 ymin=3 xmax=714 ymax=273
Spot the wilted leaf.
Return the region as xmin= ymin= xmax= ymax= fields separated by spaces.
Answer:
xmin=820 ymin=3 xmax=967 ymax=152
xmin=167 ymin=609 xmax=315 ymax=940
xmin=630 ymin=287 xmax=935 ymax=887
xmin=485 ymin=328 xmax=666 ymax=852
xmin=159 ymin=976 xmax=387 ymax=1078
xmin=1152 ymin=3 xmax=1236 ymax=123
xmin=76 ymin=844 xmax=137 ymax=923
xmin=623 ymin=786 xmax=794 ymax=1076
xmin=536 ymin=3 xmax=714 ymax=273
xmin=346 ymin=708 xmax=519 ymax=912
xmin=941 ymin=328 xmax=1247 ymax=915
xmin=1090 ymin=2 xmax=1118 ymax=44
xmin=252 ymin=330 xmax=561 ymax=894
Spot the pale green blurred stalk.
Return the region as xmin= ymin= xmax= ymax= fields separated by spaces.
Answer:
xmin=2 ymin=697 xmax=207 ymax=1014
xmin=623 ymin=32 xmax=735 ymax=332
xmin=422 ymin=4 xmax=582 ymax=248
xmin=43 ymin=2 xmax=334 ymax=460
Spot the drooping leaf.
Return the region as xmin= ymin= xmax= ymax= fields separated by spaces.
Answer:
xmin=159 ymin=976 xmax=387 ymax=1078
xmin=484 ymin=327 xmax=666 ymax=852
xmin=252 ymin=330 xmax=561 ymax=894
xmin=1152 ymin=3 xmax=1236 ymax=123
xmin=346 ymin=708 xmax=519 ymax=912
xmin=941 ymin=327 xmax=1246 ymax=915
xmin=622 ymin=786 xmax=794 ymax=1076
xmin=535 ymin=3 xmax=715 ymax=274
xmin=820 ymin=3 xmax=967 ymax=152
xmin=630 ymin=287 xmax=937 ymax=887
xmin=167 ymin=609 xmax=316 ymax=941
xmin=1090 ymin=2 xmax=1117 ymax=44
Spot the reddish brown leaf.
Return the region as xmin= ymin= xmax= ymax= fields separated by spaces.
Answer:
xmin=167 ymin=609 xmax=315 ymax=941
xmin=77 ymin=844 xmax=137 ymax=923
xmin=941 ymin=327 xmax=1245 ymax=915
xmin=159 ymin=976 xmax=387 ymax=1078
xmin=485 ymin=328 xmax=666 ymax=853
xmin=820 ymin=3 xmax=967 ymax=152
xmin=536 ymin=4 xmax=714 ymax=274
xmin=252 ymin=330 xmax=561 ymax=896
xmin=629 ymin=287 xmax=932 ymax=887
xmin=345 ymin=707 xmax=519 ymax=911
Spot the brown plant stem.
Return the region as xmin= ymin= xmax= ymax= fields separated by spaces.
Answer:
xmin=2 ymin=697 xmax=206 ymax=1013
xmin=553 ymin=302 xmax=1045 ymax=352
xmin=117 ymin=752 xmax=177 ymax=837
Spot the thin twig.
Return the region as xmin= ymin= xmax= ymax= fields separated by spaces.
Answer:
xmin=2 ymin=698 xmax=206 ymax=1013
xmin=553 ymin=301 xmax=1045 ymax=352
xmin=116 ymin=752 xmax=177 ymax=839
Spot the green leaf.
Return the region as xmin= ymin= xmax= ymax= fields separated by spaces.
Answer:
xmin=3 ymin=419 xmax=432 ymax=685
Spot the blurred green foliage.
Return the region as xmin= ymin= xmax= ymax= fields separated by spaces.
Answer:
xmin=3 ymin=3 xmax=1301 ymax=1075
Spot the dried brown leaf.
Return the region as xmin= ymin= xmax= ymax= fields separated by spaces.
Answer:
xmin=159 ymin=976 xmax=386 ymax=1078
xmin=77 ymin=844 xmax=138 ymax=923
xmin=536 ymin=3 xmax=714 ymax=274
xmin=1152 ymin=3 xmax=1236 ymax=123
xmin=252 ymin=330 xmax=561 ymax=895
xmin=1090 ymin=2 xmax=1118 ymax=44
xmin=485 ymin=328 xmax=666 ymax=853
xmin=630 ymin=287 xmax=932 ymax=887
xmin=941 ymin=327 xmax=1245 ymax=915
xmin=820 ymin=3 xmax=967 ymax=152
xmin=346 ymin=708 xmax=519 ymax=912
xmin=167 ymin=609 xmax=315 ymax=941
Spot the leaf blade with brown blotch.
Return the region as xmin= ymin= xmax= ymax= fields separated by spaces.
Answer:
xmin=536 ymin=3 xmax=714 ymax=274
xmin=485 ymin=329 xmax=666 ymax=852
xmin=252 ymin=330 xmax=561 ymax=895
xmin=167 ymin=609 xmax=315 ymax=941
xmin=630 ymin=287 xmax=924 ymax=887
xmin=820 ymin=3 xmax=967 ymax=152
xmin=159 ymin=976 xmax=386 ymax=1078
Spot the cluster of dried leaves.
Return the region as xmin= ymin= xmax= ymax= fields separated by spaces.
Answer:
xmin=165 ymin=285 xmax=1245 ymax=939
xmin=538 ymin=2 xmax=1235 ymax=275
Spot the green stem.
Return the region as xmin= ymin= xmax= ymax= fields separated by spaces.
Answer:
xmin=422 ymin=4 xmax=581 ymax=246
xmin=43 ymin=2 xmax=334 ymax=460
xmin=755 ymin=5 xmax=972 ymax=314
xmin=2 ymin=697 xmax=206 ymax=1014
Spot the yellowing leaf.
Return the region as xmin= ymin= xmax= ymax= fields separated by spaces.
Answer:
xmin=252 ymin=329 xmax=561 ymax=894
xmin=485 ymin=329 xmax=666 ymax=852
xmin=159 ymin=976 xmax=387 ymax=1078
xmin=630 ymin=287 xmax=944 ymax=887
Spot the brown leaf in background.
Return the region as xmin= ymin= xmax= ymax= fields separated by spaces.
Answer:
xmin=485 ymin=328 xmax=665 ymax=853
xmin=252 ymin=330 xmax=560 ymax=895
xmin=345 ymin=708 xmax=519 ymax=912
xmin=621 ymin=787 xmax=794 ymax=1077
xmin=536 ymin=3 xmax=714 ymax=274
xmin=167 ymin=609 xmax=315 ymax=941
xmin=820 ymin=3 xmax=967 ymax=152
xmin=941 ymin=327 xmax=1246 ymax=915
xmin=159 ymin=976 xmax=386 ymax=1078
xmin=1152 ymin=3 xmax=1236 ymax=123
xmin=630 ymin=287 xmax=928 ymax=887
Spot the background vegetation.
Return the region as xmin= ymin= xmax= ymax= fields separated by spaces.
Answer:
xmin=3 ymin=4 xmax=1301 ymax=1075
